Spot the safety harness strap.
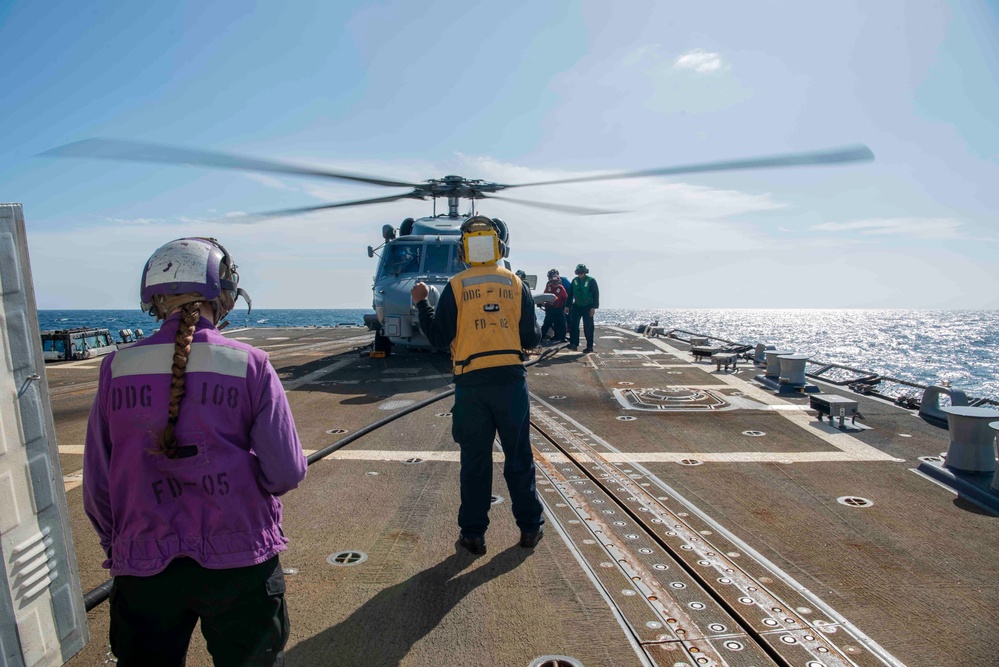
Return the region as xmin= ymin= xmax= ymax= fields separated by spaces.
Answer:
xmin=454 ymin=349 xmax=525 ymax=367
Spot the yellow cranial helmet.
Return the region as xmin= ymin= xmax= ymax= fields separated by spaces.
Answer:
xmin=460 ymin=215 xmax=507 ymax=266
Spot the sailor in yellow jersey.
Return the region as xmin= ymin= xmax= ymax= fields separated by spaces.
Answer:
xmin=411 ymin=216 xmax=543 ymax=556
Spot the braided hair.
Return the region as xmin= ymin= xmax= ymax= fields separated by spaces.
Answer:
xmin=151 ymin=301 xmax=202 ymax=458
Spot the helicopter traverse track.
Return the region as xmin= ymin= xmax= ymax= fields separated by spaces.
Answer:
xmin=528 ymin=396 xmax=894 ymax=667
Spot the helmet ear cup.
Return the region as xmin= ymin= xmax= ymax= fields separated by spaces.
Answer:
xmin=491 ymin=218 xmax=509 ymax=258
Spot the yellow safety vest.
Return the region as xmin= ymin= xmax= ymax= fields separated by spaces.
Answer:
xmin=449 ymin=265 xmax=524 ymax=375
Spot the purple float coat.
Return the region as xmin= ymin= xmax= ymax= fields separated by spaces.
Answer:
xmin=83 ymin=313 xmax=307 ymax=577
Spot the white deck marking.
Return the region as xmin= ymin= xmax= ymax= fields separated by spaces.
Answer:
xmin=58 ymin=445 xmax=86 ymax=455
xmin=266 ymin=337 xmax=290 ymax=340
xmin=559 ymin=329 xmax=903 ymax=464
xmin=304 ymin=450 xmax=468 ymax=462
xmin=51 ymin=358 xmax=104 ymax=369
xmin=282 ymin=357 xmax=356 ymax=391
xmin=64 ymin=469 xmax=83 ymax=491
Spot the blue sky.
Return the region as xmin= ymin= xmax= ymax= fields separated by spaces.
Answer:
xmin=1 ymin=0 xmax=997 ymax=309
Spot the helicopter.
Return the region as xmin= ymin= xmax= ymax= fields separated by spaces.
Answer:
xmin=42 ymin=139 xmax=875 ymax=351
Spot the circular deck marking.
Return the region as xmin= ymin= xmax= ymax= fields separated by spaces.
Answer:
xmin=679 ymin=459 xmax=703 ymax=466
xmin=653 ymin=563 xmax=668 ymax=570
xmin=723 ymin=641 xmax=744 ymax=651
xmin=283 ymin=567 xmax=299 ymax=575
xmin=837 ymin=496 xmax=874 ymax=507
xmin=617 ymin=415 xmax=637 ymax=421
xmin=618 ymin=381 xmax=634 ymax=386
xmin=327 ymin=551 xmax=367 ymax=566
xmin=742 ymin=430 xmax=766 ymax=437
xmin=490 ymin=495 xmax=504 ymax=505
xmin=646 ymin=621 xmax=662 ymax=629
xmin=689 ymin=602 xmax=705 ymax=610
xmin=528 ymin=656 xmax=584 ymax=667
xmin=918 ymin=455 xmax=943 ymax=463
xmin=534 ymin=372 xmax=549 ymax=376
xmin=325 ymin=428 xmax=348 ymax=434
xmin=436 ymin=412 xmax=452 ymax=417
xmin=403 ymin=458 xmax=424 ymax=465
xmin=709 ymin=623 xmax=727 ymax=632
xmin=549 ymin=395 xmax=566 ymax=400
xmin=898 ymin=433 xmax=912 ymax=437
xmin=366 ymin=471 xmax=379 ymax=476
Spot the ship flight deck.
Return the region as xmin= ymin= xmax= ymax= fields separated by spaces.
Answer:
xmin=46 ymin=324 xmax=998 ymax=667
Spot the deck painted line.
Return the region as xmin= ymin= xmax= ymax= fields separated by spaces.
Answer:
xmin=324 ymin=374 xmax=450 ymax=385
xmin=304 ymin=449 xmax=467 ymax=462
xmin=50 ymin=358 xmax=104 ymax=369
xmin=266 ymin=337 xmax=290 ymax=340
xmin=298 ymin=448 xmax=888 ymax=466
xmin=635 ymin=336 xmax=902 ymax=462
xmin=64 ymin=469 xmax=83 ymax=492
xmin=58 ymin=445 xmax=86 ymax=455
xmin=283 ymin=357 xmax=356 ymax=391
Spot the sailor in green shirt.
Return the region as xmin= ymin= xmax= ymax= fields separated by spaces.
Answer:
xmin=565 ymin=263 xmax=599 ymax=352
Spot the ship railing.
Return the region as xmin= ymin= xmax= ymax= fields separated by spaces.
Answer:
xmin=658 ymin=328 xmax=998 ymax=410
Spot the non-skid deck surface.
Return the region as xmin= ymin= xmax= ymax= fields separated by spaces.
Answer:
xmin=49 ymin=325 xmax=998 ymax=666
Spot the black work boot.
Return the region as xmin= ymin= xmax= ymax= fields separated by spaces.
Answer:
xmin=519 ymin=528 xmax=544 ymax=548
xmin=458 ymin=534 xmax=486 ymax=556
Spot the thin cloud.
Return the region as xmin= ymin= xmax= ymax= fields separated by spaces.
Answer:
xmin=811 ymin=217 xmax=963 ymax=240
xmin=673 ymin=49 xmax=726 ymax=74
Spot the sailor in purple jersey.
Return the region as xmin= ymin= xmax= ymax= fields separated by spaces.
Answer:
xmin=83 ymin=237 xmax=306 ymax=666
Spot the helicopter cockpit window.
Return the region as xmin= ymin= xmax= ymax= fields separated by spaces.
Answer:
xmin=383 ymin=244 xmax=422 ymax=276
xmin=423 ymin=244 xmax=451 ymax=275
xmin=449 ymin=249 xmax=468 ymax=273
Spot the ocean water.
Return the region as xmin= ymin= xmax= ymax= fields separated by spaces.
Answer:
xmin=36 ymin=308 xmax=999 ymax=401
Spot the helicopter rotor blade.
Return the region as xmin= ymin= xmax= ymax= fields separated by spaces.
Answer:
xmin=482 ymin=194 xmax=624 ymax=216
xmin=221 ymin=192 xmax=425 ymax=222
xmin=40 ymin=138 xmax=422 ymax=189
xmin=498 ymin=145 xmax=875 ymax=190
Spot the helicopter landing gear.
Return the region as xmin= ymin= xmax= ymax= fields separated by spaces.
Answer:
xmin=373 ymin=330 xmax=393 ymax=358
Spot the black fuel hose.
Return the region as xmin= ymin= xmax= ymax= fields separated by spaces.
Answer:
xmin=83 ymin=345 xmax=562 ymax=611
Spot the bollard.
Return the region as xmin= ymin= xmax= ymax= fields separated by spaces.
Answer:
xmin=918 ymin=385 xmax=970 ymax=427
xmin=778 ymin=355 xmax=809 ymax=386
xmin=753 ymin=343 xmax=775 ymax=366
xmin=941 ymin=406 xmax=999 ymax=473
xmin=763 ymin=350 xmax=794 ymax=380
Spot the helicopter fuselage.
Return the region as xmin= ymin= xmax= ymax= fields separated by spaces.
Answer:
xmin=367 ymin=215 xmax=510 ymax=349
